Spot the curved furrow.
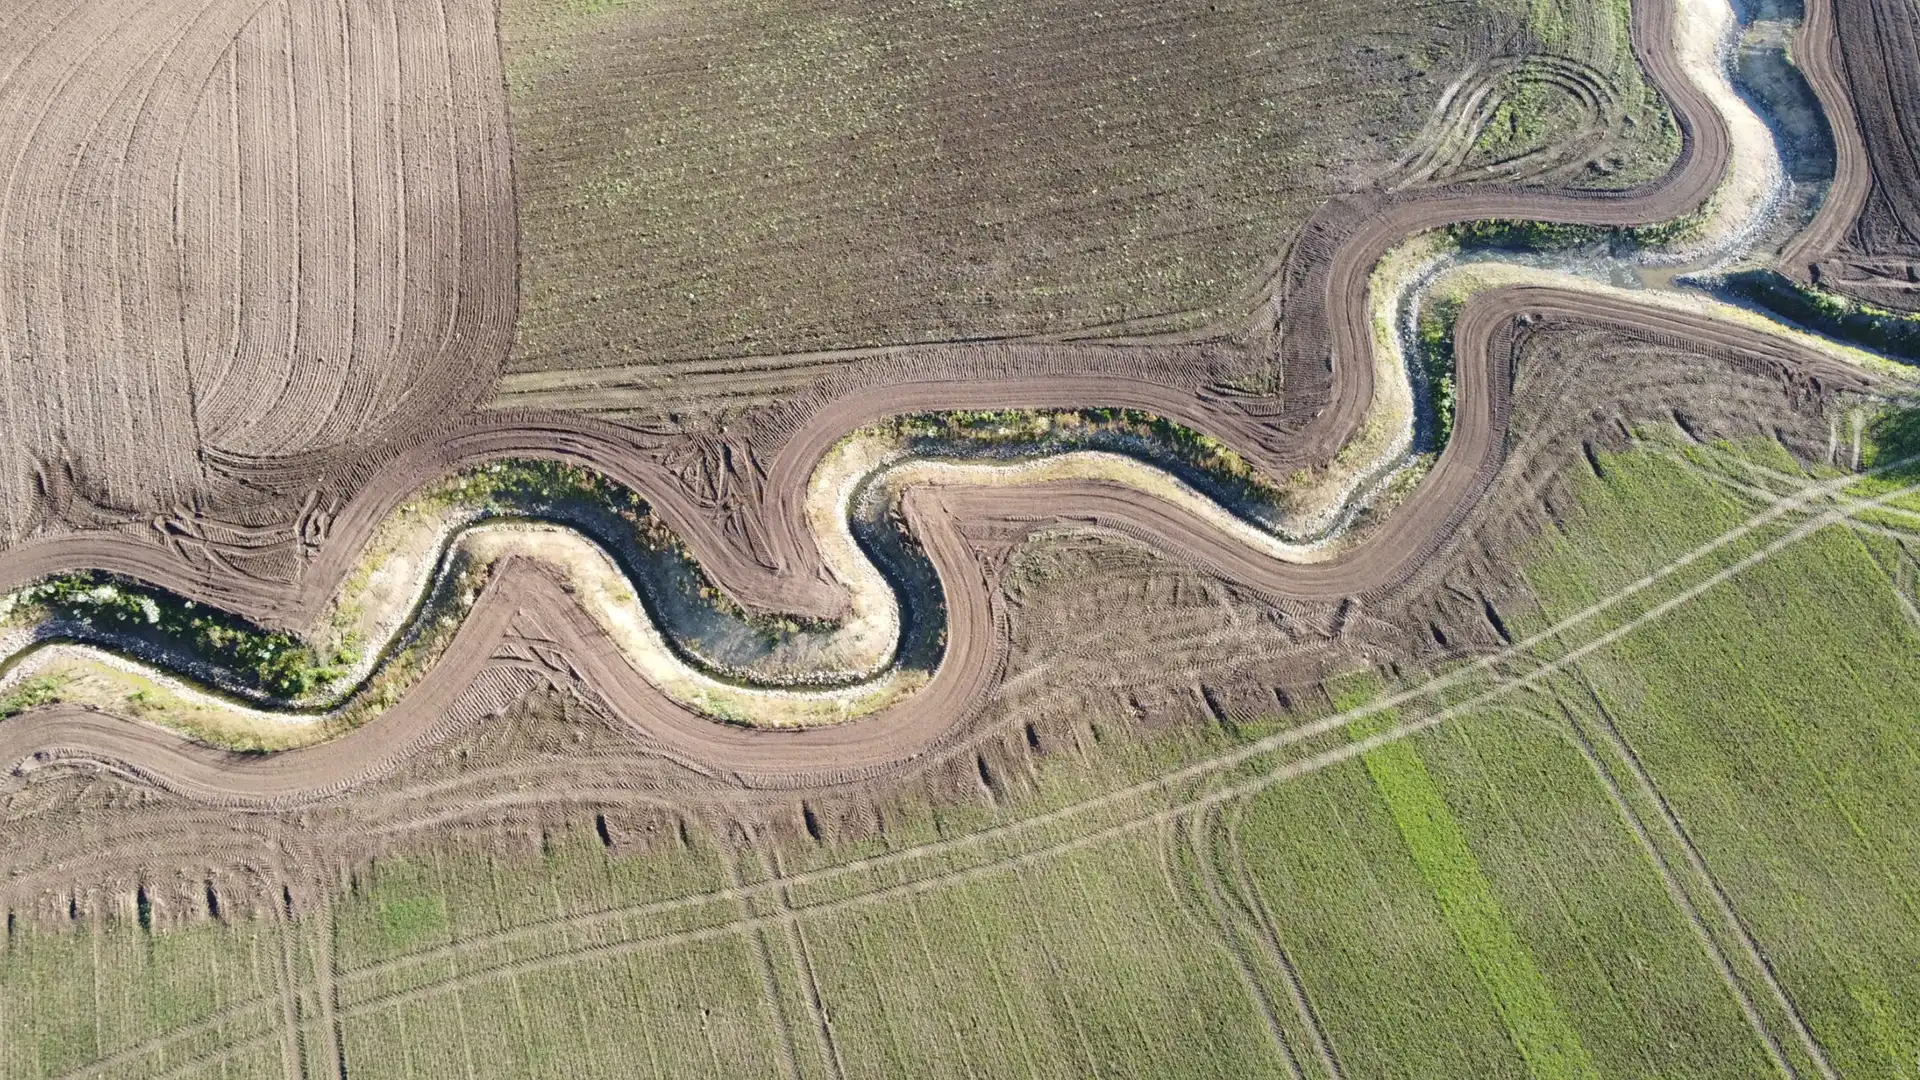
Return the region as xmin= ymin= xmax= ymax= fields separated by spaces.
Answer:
xmin=1391 ymin=54 xmax=1619 ymax=191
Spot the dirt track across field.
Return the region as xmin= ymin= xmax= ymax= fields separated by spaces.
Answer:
xmin=4 ymin=0 xmax=1728 ymax=615
xmin=0 ymin=0 xmax=1893 ymax=836
xmin=1779 ymin=0 xmax=1920 ymax=309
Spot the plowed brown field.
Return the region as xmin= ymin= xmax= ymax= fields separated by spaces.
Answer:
xmin=499 ymin=0 xmax=1508 ymax=373
xmin=0 ymin=0 xmax=515 ymax=551
xmin=0 ymin=294 xmax=1868 ymax=920
xmin=1 ymin=296 xmax=1869 ymax=779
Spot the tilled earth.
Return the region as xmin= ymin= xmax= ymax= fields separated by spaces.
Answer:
xmin=0 ymin=294 xmax=1873 ymax=921
xmin=1781 ymin=0 xmax=1920 ymax=310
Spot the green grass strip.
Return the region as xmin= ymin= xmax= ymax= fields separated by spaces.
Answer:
xmin=1349 ymin=707 xmax=1599 ymax=1079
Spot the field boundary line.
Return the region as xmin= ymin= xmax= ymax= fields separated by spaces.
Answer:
xmin=1223 ymin=797 xmax=1347 ymax=1080
xmin=726 ymin=833 xmax=805 ymax=1080
xmin=1678 ymin=441 xmax=1920 ymax=520
xmin=1666 ymin=445 xmax=1920 ymax=629
xmin=311 ymin=910 xmax=347 ymax=1080
xmin=1880 ymin=555 xmax=1920 ymax=630
xmin=1569 ymin=672 xmax=1838 ymax=1079
xmin=1178 ymin=809 xmax=1306 ymax=1079
xmin=321 ymin=473 xmax=1920 ymax=1021
xmin=763 ymin=843 xmax=849 ymax=1080
xmin=271 ymin=895 xmax=306 ymax=1080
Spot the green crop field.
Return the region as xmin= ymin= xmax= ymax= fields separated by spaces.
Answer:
xmin=5 ymin=431 xmax=1920 ymax=1078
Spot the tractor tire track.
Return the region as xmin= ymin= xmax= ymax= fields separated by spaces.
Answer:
xmin=1559 ymin=674 xmax=1840 ymax=1080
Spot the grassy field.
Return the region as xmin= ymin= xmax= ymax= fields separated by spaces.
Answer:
xmin=1464 ymin=0 xmax=1678 ymax=187
xmin=6 ymin=432 xmax=1920 ymax=1077
xmin=1522 ymin=440 xmax=1920 ymax=1079
xmin=1237 ymin=687 xmax=1779 ymax=1079
xmin=1348 ymin=702 xmax=1599 ymax=1078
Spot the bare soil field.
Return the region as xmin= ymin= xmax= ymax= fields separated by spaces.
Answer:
xmin=0 ymin=0 xmax=516 ymax=557
xmin=0 ymin=0 xmax=1734 ymax=622
xmin=0 ymin=0 xmax=1895 ymax=860
xmin=10 ymin=423 xmax=1917 ymax=1078
xmin=0 ymin=286 xmax=1877 ymax=907
xmin=1780 ymin=0 xmax=1920 ymax=310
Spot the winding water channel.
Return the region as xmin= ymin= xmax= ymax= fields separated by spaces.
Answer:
xmin=0 ymin=0 xmax=1910 ymax=745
